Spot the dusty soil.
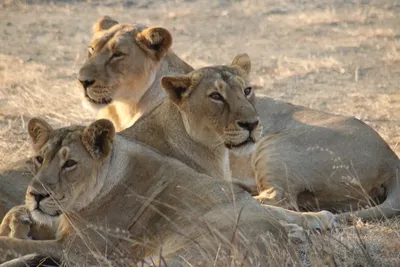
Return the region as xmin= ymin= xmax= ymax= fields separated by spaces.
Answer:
xmin=1 ymin=0 xmax=400 ymax=265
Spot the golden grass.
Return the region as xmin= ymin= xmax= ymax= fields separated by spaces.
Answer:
xmin=1 ymin=0 xmax=400 ymax=265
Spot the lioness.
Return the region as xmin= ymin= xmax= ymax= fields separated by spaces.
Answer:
xmin=117 ymin=58 xmax=338 ymax=232
xmin=0 ymin=118 xmax=303 ymax=266
xmin=78 ymin=17 xmax=400 ymax=222
xmin=78 ymin=16 xmax=193 ymax=132
xmin=251 ymin=102 xmax=400 ymax=221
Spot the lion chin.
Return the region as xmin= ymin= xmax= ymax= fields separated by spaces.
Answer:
xmin=31 ymin=209 xmax=60 ymax=227
xmin=82 ymin=97 xmax=110 ymax=112
xmin=81 ymin=86 xmax=113 ymax=112
xmin=226 ymin=138 xmax=256 ymax=156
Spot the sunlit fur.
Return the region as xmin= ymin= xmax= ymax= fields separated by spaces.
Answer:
xmin=78 ymin=16 xmax=193 ymax=131
xmin=164 ymin=66 xmax=262 ymax=152
xmin=122 ymin=60 xmax=263 ymax=182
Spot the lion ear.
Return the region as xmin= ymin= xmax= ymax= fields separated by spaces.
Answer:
xmin=161 ymin=75 xmax=193 ymax=105
xmin=28 ymin=118 xmax=53 ymax=152
xmin=93 ymin=16 xmax=119 ymax=33
xmin=135 ymin=27 xmax=172 ymax=60
xmin=231 ymin=53 xmax=251 ymax=77
xmin=82 ymin=119 xmax=116 ymax=160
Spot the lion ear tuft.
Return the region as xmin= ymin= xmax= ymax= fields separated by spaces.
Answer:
xmin=161 ymin=75 xmax=193 ymax=105
xmin=82 ymin=119 xmax=116 ymax=160
xmin=135 ymin=27 xmax=172 ymax=60
xmin=231 ymin=53 xmax=251 ymax=77
xmin=93 ymin=16 xmax=119 ymax=33
xmin=28 ymin=118 xmax=53 ymax=152
xmin=161 ymin=72 xmax=203 ymax=105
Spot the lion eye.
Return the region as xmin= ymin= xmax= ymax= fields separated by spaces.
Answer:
xmin=111 ymin=51 xmax=126 ymax=59
xmin=244 ymin=87 xmax=252 ymax=96
xmin=62 ymin=160 xmax=77 ymax=169
xmin=209 ymin=92 xmax=224 ymax=102
xmin=35 ymin=156 xmax=44 ymax=165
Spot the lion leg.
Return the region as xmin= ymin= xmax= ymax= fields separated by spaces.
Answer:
xmin=1 ymin=254 xmax=60 ymax=267
xmin=338 ymin=169 xmax=400 ymax=223
xmin=0 ymin=237 xmax=62 ymax=263
xmin=254 ymin=187 xmax=299 ymax=210
xmin=263 ymin=205 xmax=340 ymax=233
xmin=229 ymin=152 xmax=258 ymax=195
xmin=252 ymin=140 xmax=302 ymax=209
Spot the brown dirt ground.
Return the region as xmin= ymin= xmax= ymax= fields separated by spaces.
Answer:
xmin=1 ymin=0 xmax=400 ymax=265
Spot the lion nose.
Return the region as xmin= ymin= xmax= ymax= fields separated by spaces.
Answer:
xmin=29 ymin=191 xmax=50 ymax=204
xmin=237 ymin=120 xmax=259 ymax=132
xmin=79 ymin=79 xmax=95 ymax=89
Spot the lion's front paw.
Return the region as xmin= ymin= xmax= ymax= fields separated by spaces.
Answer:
xmin=0 ymin=205 xmax=32 ymax=239
xmin=279 ymin=221 xmax=306 ymax=244
xmin=303 ymin=210 xmax=340 ymax=233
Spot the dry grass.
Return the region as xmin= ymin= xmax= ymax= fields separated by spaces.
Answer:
xmin=270 ymin=56 xmax=343 ymax=79
xmin=1 ymin=0 xmax=400 ymax=265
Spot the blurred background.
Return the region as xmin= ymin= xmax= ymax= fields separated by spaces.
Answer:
xmin=1 ymin=0 xmax=400 ymax=264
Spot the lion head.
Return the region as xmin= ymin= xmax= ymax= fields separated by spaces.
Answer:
xmin=78 ymin=16 xmax=172 ymax=109
xmin=161 ymin=54 xmax=261 ymax=155
xmin=25 ymin=118 xmax=115 ymax=225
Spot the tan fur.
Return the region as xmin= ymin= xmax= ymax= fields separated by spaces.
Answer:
xmin=120 ymin=64 xmax=339 ymax=232
xmin=78 ymin=16 xmax=193 ymax=132
xmin=80 ymin=20 xmax=399 ymax=222
xmin=0 ymin=205 xmax=55 ymax=240
xmin=0 ymin=161 xmax=33 ymax=220
xmin=0 ymin=118 xmax=293 ymax=265
xmin=0 ymin=67 xmax=341 ymax=264
xmin=122 ymin=63 xmax=262 ymax=180
xmin=0 ymin=206 xmax=31 ymax=240
xmin=247 ymin=97 xmax=400 ymax=222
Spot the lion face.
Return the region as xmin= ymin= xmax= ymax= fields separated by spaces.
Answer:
xmin=78 ymin=16 xmax=172 ymax=110
xmin=161 ymin=54 xmax=261 ymax=155
xmin=25 ymin=118 xmax=115 ymax=225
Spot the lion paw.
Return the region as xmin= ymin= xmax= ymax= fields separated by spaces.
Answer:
xmin=303 ymin=210 xmax=340 ymax=233
xmin=278 ymin=220 xmax=306 ymax=244
xmin=0 ymin=205 xmax=32 ymax=239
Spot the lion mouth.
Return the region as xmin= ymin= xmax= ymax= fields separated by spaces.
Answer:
xmin=85 ymin=92 xmax=112 ymax=105
xmin=225 ymin=137 xmax=255 ymax=149
xmin=35 ymin=207 xmax=63 ymax=217
xmin=84 ymin=88 xmax=113 ymax=105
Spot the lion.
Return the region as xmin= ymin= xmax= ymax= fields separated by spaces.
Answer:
xmin=77 ymin=17 xmax=400 ymax=222
xmin=78 ymin=16 xmax=193 ymax=132
xmin=249 ymin=102 xmax=400 ymax=220
xmin=115 ymin=61 xmax=339 ymax=233
xmin=228 ymin=69 xmax=400 ymax=220
xmin=0 ymin=117 xmax=325 ymax=266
